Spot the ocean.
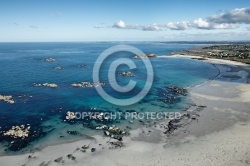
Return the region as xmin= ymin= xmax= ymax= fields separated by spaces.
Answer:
xmin=0 ymin=42 xmax=218 ymax=154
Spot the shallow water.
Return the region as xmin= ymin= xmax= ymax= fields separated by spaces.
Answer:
xmin=0 ymin=42 xmax=218 ymax=154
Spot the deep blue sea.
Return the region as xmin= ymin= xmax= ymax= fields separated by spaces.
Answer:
xmin=0 ymin=42 xmax=218 ymax=154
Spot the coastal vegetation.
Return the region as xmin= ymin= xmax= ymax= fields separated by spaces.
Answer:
xmin=172 ymin=44 xmax=250 ymax=64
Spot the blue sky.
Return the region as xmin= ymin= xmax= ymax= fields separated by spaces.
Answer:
xmin=0 ymin=0 xmax=250 ymax=41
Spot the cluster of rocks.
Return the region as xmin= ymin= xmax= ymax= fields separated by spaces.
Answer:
xmin=158 ymin=86 xmax=188 ymax=104
xmin=3 ymin=125 xmax=30 ymax=138
xmin=91 ymin=112 xmax=109 ymax=121
xmin=71 ymin=82 xmax=105 ymax=88
xmin=164 ymin=105 xmax=206 ymax=135
xmin=80 ymin=145 xmax=90 ymax=153
xmin=54 ymin=157 xmax=63 ymax=163
xmin=44 ymin=58 xmax=56 ymax=62
xmin=119 ymin=71 xmax=134 ymax=77
xmin=95 ymin=125 xmax=127 ymax=141
xmin=167 ymin=86 xmax=188 ymax=96
xmin=65 ymin=111 xmax=76 ymax=120
xmin=191 ymin=57 xmax=208 ymax=60
xmin=33 ymin=83 xmax=58 ymax=88
xmin=105 ymin=125 xmax=127 ymax=141
xmin=133 ymin=53 xmax=157 ymax=59
xmin=66 ymin=154 xmax=76 ymax=160
xmin=109 ymin=141 xmax=124 ymax=149
xmin=161 ymin=95 xmax=181 ymax=104
xmin=75 ymin=145 xmax=95 ymax=153
xmin=0 ymin=95 xmax=15 ymax=104
xmin=54 ymin=66 xmax=64 ymax=70
xmin=76 ymin=64 xmax=87 ymax=68
xmin=67 ymin=130 xmax=78 ymax=135
xmin=95 ymin=125 xmax=107 ymax=130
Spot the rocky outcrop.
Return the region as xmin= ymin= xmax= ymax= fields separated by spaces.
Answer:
xmin=167 ymin=86 xmax=188 ymax=96
xmin=71 ymin=82 xmax=105 ymax=88
xmin=43 ymin=83 xmax=57 ymax=88
xmin=33 ymin=83 xmax=58 ymax=88
xmin=95 ymin=125 xmax=127 ymax=141
xmin=164 ymin=105 xmax=206 ymax=135
xmin=133 ymin=53 xmax=157 ymax=59
xmin=44 ymin=58 xmax=56 ymax=62
xmin=159 ymin=86 xmax=188 ymax=104
xmin=147 ymin=53 xmax=157 ymax=58
xmin=54 ymin=66 xmax=63 ymax=70
xmin=119 ymin=71 xmax=134 ymax=77
xmin=109 ymin=141 xmax=124 ymax=149
xmin=3 ymin=125 xmax=30 ymax=138
xmin=65 ymin=111 xmax=76 ymax=120
xmin=0 ymin=95 xmax=15 ymax=104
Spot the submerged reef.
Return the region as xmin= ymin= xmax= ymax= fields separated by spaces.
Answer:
xmin=158 ymin=86 xmax=188 ymax=104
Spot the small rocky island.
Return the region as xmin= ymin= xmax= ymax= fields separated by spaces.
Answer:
xmin=54 ymin=66 xmax=64 ymax=70
xmin=3 ymin=125 xmax=30 ymax=138
xmin=119 ymin=71 xmax=134 ymax=77
xmin=159 ymin=86 xmax=188 ymax=104
xmin=167 ymin=86 xmax=188 ymax=96
xmin=102 ymin=125 xmax=127 ymax=141
xmin=44 ymin=58 xmax=56 ymax=62
xmin=65 ymin=111 xmax=76 ymax=121
xmin=133 ymin=53 xmax=157 ymax=59
xmin=33 ymin=83 xmax=58 ymax=88
xmin=0 ymin=95 xmax=15 ymax=104
xmin=71 ymin=82 xmax=105 ymax=88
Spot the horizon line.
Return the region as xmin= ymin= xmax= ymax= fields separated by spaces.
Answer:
xmin=0 ymin=40 xmax=250 ymax=43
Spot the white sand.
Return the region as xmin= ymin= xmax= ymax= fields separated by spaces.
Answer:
xmin=0 ymin=56 xmax=250 ymax=166
xmin=1 ymin=122 xmax=250 ymax=166
xmin=168 ymin=54 xmax=249 ymax=66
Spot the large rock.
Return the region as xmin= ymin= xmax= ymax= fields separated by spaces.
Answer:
xmin=133 ymin=53 xmax=157 ymax=59
xmin=0 ymin=95 xmax=15 ymax=104
xmin=44 ymin=58 xmax=56 ymax=62
xmin=33 ymin=83 xmax=58 ymax=88
xmin=65 ymin=111 xmax=76 ymax=120
xmin=71 ymin=82 xmax=105 ymax=88
xmin=119 ymin=71 xmax=134 ymax=77
xmin=3 ymin=125 xmax=30 ymax=138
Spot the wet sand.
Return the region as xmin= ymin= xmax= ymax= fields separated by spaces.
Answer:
xmin=0 ymin=56 xmax=249 ymax=166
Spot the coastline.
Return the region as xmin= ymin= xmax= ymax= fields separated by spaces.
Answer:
xmin=0 ymin=56 xmax=250 ymax=166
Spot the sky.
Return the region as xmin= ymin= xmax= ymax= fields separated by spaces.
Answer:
xmin=0 ymin=0 xmax=250 ymax=42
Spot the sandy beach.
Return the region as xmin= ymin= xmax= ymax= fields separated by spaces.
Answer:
xmin=0 ymin=56 xmax=250 ymax=166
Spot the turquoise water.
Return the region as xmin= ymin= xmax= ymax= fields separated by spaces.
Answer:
xmin=0 ymin=42 xmax=218 ymax=154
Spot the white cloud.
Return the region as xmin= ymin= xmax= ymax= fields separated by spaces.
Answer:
xmin=165 ymin=21 xmax=191 ymax=30
xmin=193 ymin=18 xmax=237 ymax=30
xmin=193 ymin=18 xmax=210 ymax=29
xmin=211 ymin=23 xmax=237 ymax=29
xmin=142 ymin=24 xmax=161 ymax=31
xmin=111 ymin=21 xmax=161 ymax=31
xmin=113 ymin=20 xmax=126 ymax=28
xmin=95 ymin=8 xmax=250 ymax=31
xmin=208 ymin=8 xmax=250 ymax=24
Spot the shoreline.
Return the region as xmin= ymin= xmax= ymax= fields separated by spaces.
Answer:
xmin=167 ymin=54 xmax=250 ymax=66
xmin=0 ymin=56 xmax=249 ymax=165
